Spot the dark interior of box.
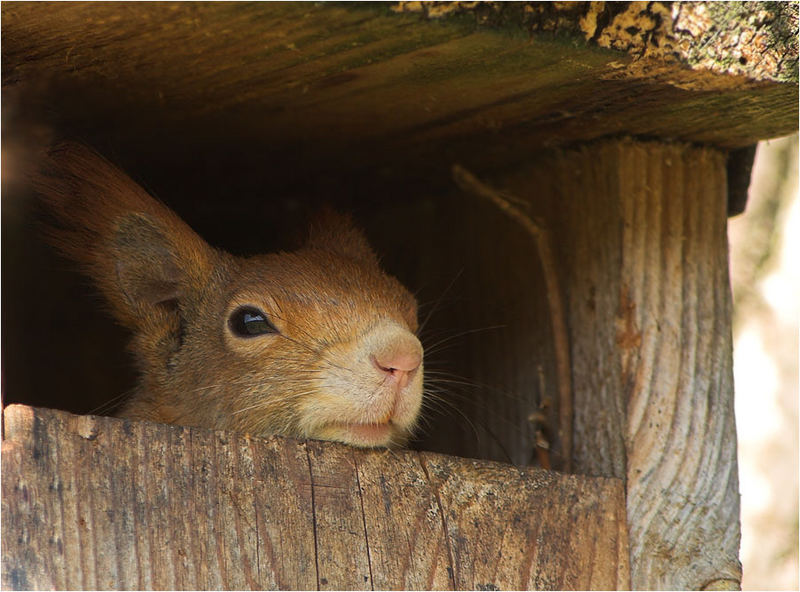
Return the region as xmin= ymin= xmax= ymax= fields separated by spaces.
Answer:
xmin=2 ymin=81 xmax=560 ymax=469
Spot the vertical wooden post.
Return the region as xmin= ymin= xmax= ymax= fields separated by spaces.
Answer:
xmin=514 ymin=140 xmax=741 ymax=589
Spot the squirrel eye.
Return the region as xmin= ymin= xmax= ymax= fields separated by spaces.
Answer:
xmin=228 ymin=306 xmax=278 ymax=337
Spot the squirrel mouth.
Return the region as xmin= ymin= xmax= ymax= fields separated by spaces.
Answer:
xmin=327 ymin=420 xmax=397 ymax=447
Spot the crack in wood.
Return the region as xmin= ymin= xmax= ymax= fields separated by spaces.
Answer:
xmin=247 ymin=438 xmax=263 ymax=587
xmin=417 ymin=451 xmax=457 ymax=589
xmin=351 ymin=450 xmax=375 ymax=591
xmin=303 ymin=443 xmax=322 ymax=591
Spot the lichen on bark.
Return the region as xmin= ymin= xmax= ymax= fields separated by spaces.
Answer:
xmin=392 ymin=1 xmax=799 ymax=83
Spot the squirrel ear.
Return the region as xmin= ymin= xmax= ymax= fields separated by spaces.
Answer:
xmin=305 ymin=209 xmax=378 ymax=265
xmin=34 ymin=142 xmax=217 ymax=329
xmin=112 ymin=213 xmax=195 ymax=312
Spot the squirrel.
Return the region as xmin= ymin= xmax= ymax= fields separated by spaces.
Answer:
xmin=33 ymin=143 xmax=424 ymax=448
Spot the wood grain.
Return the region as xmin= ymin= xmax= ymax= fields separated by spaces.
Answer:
xmin=506 ymin=139 xmax=741 ymax=589
xmin=2 ymin=405 xmax=628 ymax=590
xmin=420 ymin=453 xmax=630 ymax=590
xmin=616 ymin=143 xmax=740 ymax=591
xmin=1 ymin=2 xmax=795 ymax=180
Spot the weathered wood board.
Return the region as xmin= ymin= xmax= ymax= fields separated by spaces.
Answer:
xmin=2 ymin=1 xmax=796 ymax=180
xmin=2 ymin=405 xmax=629 ymax=590
xmin=498 ymin=139 xmax=741 ymax=589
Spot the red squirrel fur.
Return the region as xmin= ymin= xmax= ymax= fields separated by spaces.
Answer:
xmin=34 ymin=143 xmax=424 ymax=447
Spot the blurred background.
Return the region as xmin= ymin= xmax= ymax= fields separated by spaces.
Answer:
xmin=729 ymin=134 xmax=798 ymax=590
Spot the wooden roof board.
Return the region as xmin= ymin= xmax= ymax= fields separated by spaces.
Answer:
xmin=2 ymin=1 xmax=797 ymax=177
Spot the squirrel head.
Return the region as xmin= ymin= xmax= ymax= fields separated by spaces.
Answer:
xmin=34 ymin=143 xmax=423 ymax=448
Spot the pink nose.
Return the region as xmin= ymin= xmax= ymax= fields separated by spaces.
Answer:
xmin=373 ymin=344 xmax=423 ymax=389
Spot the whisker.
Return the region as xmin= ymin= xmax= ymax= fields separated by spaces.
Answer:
xmin=418 ymin=391 xmax=483 ymax=445
xmin=232 ymin=389 xmax=319 ymax=415
xmin=417 ymin=268 xmax=464 ymax=336
xmin=87 ymin=388 xmax=137 ymax=416
xmin=422 ymin=325 xmax=506 ymax=355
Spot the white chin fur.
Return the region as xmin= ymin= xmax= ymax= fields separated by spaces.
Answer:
xmin=300 ymin=322 xmax=424 ymax=447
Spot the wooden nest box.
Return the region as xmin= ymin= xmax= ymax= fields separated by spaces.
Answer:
xmin=2 ymin=3 xmax=797 ymax=590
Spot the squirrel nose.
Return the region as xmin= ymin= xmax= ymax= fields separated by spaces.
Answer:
xmin=372 ymin=335 xmax=423 ymax=389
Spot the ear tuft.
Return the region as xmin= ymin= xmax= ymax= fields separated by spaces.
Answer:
xmin=305 ymin=209 xmax=378 ymax=266
xmin=33 ymin=142 xmax=216 ymax=330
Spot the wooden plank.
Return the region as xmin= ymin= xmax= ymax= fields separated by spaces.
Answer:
xmin=246 ymin=432 xmax=318 ymax=589
xmin=501 ymin=139 xmax=741 ymax=589
xmin=355 ymin=448 xmax=453 ymax=590
xmin=305 ymin=441 xmax=372 ymax=590
xmin=0 ymin=2 xmax=795 ymax=181
xmin=2 ymin=405 xmax=629 ymax=590
xmin=420 ymin=453 xmax=630 ymax=590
